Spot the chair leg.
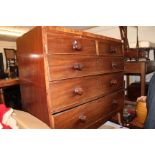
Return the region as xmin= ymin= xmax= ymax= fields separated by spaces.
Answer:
xmin=117 ymin=112 xmax=123 ymax=127
xmin=0 ymin=88 xmax=5 ymax=103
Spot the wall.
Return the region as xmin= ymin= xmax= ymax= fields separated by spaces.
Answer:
xmin=86 ymin=26 xmax=155 ymax=43
xmin=85 ymin=26 xmax=137 ymax=41
xmin=0 ymin=41 xmax=16 ymax=70
xmin=86 ymin=26 xmax=155 ymax=83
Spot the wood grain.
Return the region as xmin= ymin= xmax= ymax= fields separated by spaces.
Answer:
xmin=17 ymin=26 xmax=124 ymax=128
xmin=47 ymin=33 xmax=96 ymax=55
xmin=16 ymin=27 xmax=50 ymax=125
xmin=98 ymin=41 xmax=123 ymax=56
xmin=47 ymin=55 xmax=124 ymax=81
xmin=0 ymin=78 xmax=19 ymax=88
xmin=50 ymin=73 xmax=124 ymax=113
xmin=53 ymin=90 xmax=124 ymax=129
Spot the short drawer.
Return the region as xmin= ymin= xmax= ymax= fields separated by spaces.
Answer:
xmin=98 ymin=41 xmax=122 ymax=56
xmin=47 ymin=33 xmax=96 ymax=55
xmin=50 ymin=73 xmax=124 ymax=113
xmin=47 ymin=55 xmax=124 ymax=81
xmin=52 ymin=90 xmax=124 ymax=129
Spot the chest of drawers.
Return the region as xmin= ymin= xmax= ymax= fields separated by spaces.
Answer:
xmin=17 ymin=26 xmax=124 ymax=128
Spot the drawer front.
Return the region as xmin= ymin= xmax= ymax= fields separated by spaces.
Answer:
xmin=52 ymin=91 xmax=124 ymax=129
xmin=47 ymin=33 xmax=96 ymax=55
xmin=47 ymin=55 xmax=124 ymax=81
xmin=98 ymin=41 xmax=122 ymax=56
xmin=97 ymin=57 xmax=124 ymax=74
xmin=50 ymin=73 xmax=124 ymax=113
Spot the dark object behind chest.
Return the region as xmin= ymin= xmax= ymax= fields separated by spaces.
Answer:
xmin=0 ymin=53 xmax=5 ymax=79
xmin=127 ymin=82 xmax=149 ymax=101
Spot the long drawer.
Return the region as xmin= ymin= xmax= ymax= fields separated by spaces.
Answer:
xmin=50 ymin=73 xmax=124 ymax=113
xmin=52 ymin=90 xmax=124 ymax=129
xmin=47 ymin=33 xmax=96 ymax=55
xmin=47 ymin=55 xmax=124 ymax=81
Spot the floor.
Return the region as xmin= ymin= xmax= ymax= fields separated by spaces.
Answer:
xmin=98 ymin=121 xmax=128 ymax=129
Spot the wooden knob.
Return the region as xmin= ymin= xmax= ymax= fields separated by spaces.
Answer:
xmin=112 ymin=62 xmax=118 ymax=69
xmin=73 ymin=63 xmax=83 ymax=71
xmin=72 ymin=40 xmax=82 ymax=51
xmin=79 ymin=115 xmax=87 ymax=122
xmin=112 ymin=100 xmax=118 ymax=109
xmin=74 ymin=87 xmax=83 ymax=95
xmin=112 ymin=99 xmax=118 ymax=104
xmin=110 ymin=79 xmax=118 ymax=86
xmin=110 ymin=47 xmax=117 ymax=54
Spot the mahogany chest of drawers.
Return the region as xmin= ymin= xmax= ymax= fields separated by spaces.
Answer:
xmin=17 ymin=26 xmax=124 ymax=128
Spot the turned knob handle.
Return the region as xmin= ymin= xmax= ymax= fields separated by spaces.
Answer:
xmin=79 ymin=115 xmax=87 ymax=122
xmin=112 ymin=62 xmax=118 ymax=69
xmin=112 ymin=100 xmax=118 ymax=109
xmin=74 ymin=87 xmax=83 ymax=95
xmin=112 ymin=99 xmax=118 ymax=104
xmin=72 ymin=40 xmax=82 ymax=51
xmin=73 ymin=63 xmax=83 ymax=71
xmin=110 ymin=47 xmax=117 ymax=54
xmin=110 ymin=79 xmax=118 ymax=86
